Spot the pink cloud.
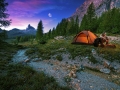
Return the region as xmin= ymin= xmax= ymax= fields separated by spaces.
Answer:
xmin=8 ymin=0 xmax=51 ymax=11
xmin=6 ymin=0 xmax=54 ymax=19
xmin=4 ymin=0 xmax=56 ymax=32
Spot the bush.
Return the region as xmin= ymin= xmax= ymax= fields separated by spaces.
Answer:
xmin=56 ymin=55 xmax=63 ymax=61
xmin=89 ymin=55 xmax=98 ymax=64
xmin=39 ymin=40 xmax=47 ymax=44
xmin=25 ymin=48 xmax=36 ymax=55
xmin=64 ymin=76 xmax=71 ymax=83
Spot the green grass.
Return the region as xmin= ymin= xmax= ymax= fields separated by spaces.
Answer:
xmin=0 ymin=64 xmax=70 ymax=90
xmin=24 ymin=36 xmax=120 ymax=63
xmin=25 ymin=37 xmax=94 ymax=60
xmin=0 ymin=40 xmax=70 ymax=90
xmin=97 ymin=44 xmax=120 ymax=62
xmin=56 ymin=55 xmax=63 ymax=61
xmin=3 ymin=35 xmax=120 ymax=88
xmin=88 ymin=55 xmax=98 ymax=64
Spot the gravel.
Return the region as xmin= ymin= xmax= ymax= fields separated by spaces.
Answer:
xmin=12 ymin=49 xmax=120 ymax=90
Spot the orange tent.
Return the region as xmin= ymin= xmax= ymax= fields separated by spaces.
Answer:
xmin=72 ymin=30 xmax=97 ymax=45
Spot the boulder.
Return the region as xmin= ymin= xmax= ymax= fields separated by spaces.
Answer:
xmin=100 ymin=68 xmax=111 ymax=74
xmin=24 ymin=59 xmax=30 ymax=63
xmin=54 ymin=36 xmax=64 ymax=40
xmin=103 ymin=60 xmax=110 ymax=68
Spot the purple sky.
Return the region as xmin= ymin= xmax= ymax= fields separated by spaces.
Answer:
xmin=3 ymin=0 xmax=85 ymax=32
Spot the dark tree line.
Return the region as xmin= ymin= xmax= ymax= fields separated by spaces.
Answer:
xmin=0 ymin=29 xmax=7 ymax=41
xmin=36 ymin=3 xmax=120 ymax=42
xmin=0 ymin=0 xmax=11 ymax=41
xmin=0 ymin=0 xmax=11 ymax=27
xmin=80 ymin=3 xmax=120 ymax=34
xmin=97 ymin=8 xmax=120 ymax=34
xmin=13 ymin=35 xmax=35 ymax=45
xmin=40 ymin=17 xmax=80 ymax=40
xmin=80 ymin=2 xmax=98 ymax=32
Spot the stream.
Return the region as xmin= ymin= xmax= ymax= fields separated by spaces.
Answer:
xmin=12 ymin=49 xmax=120 ymax=90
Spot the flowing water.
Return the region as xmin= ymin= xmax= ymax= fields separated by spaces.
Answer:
xmin=12 ymin=49 xmax=28 ymax=63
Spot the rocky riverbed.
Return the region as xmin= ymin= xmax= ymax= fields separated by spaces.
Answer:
xmin=12 ymin=49 xmax=120 ymax=90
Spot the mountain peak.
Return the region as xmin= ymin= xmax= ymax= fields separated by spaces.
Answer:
xmin=26 ymin=24 xmax=35 ymax=31
xmin=69 ymin=0 xmax=120 ymax=22
xmin=28 ymin=24 xmax=31 ymax=27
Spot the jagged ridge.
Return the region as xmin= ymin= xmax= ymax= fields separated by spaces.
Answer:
xmin=69 ymin=0 xmax=120 ymax=22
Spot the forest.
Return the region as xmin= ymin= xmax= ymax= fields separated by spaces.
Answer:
xmin=35 ymin=3 xmax=120 ymax=42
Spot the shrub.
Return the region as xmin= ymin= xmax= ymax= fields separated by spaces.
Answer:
xmin=56 ymin=55 xmax=63 ymax=61
xmin=64 ymin=76 xmax=71 ymax=83
xmin=89 ymin=55 xmax=98 ymax=64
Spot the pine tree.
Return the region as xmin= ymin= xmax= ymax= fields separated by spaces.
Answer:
xmin=2 ymin=30 xmax=7 ymax=40
xmin=0 ymin=0 xmax=11 ymax=27
xmin=51 ymin=27 xmax=56 ymax=38
xmin=69 ymin=18 xmax=75 ymax=35
xmin=74 ymin=16 xmax=79 ymax=33
xmin=0 ymin=0 xmax=11 ymax=40
xmin=60 ymin=19 xmax=68 ymax=36
xmin=80 ymin=14 xmax=88 ymax=30
xmin=98 ymin=8 xmax=120 ymax=34
xmin=36 ymin=20 xmax=43 ymax=42
xmin=55 ymin=23 xmax=60 ymax=35
xmin=48 ymin=29 xmax=52 ymax=38
xmin=80 ymin=2 xmax=96 ymax=32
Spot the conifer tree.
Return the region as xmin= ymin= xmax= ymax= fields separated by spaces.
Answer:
xmin=36 ymin=20 xmax=43 ymax=42
xmin=0 ymin=0 xmax=11 ymax=27
xmin=80 ymin=2 xmax=97 ymax=32
xmin=69 ymin=18 xmax=75 ymax=35
xmin=79 ymin=14 xmax=88 ymax=30
xmin=51 ymin=27 xmax=56 ymax=38
xmin=0 ymin=0 xmax=11 ymax=41
xmin=48 ymin=29 xmax=52 ymax=38
xmin=74 ymin=16 xmax=79 ymax=33
xmin=98 ymin=8 xmax=120 ymax=34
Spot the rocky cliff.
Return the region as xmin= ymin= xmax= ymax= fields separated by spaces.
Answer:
xmin=69 ymin=0 xmax=120 ymax=22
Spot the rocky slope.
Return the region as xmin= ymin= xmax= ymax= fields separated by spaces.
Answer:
xmin=69 ymin=0 xmax=120 ymax=22
xmin=12 ymin=44 xmax=120 ymax=90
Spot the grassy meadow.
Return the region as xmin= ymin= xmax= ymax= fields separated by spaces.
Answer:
xmin=24 ymin=36 xmax=120 ymax=63
xmin=0 ymin=40 xmax=70 ymax=90
xmin=1 ymin=35 xmax=120 ymax=89
xmin=23 ymin=35 xmax=120 ymax=85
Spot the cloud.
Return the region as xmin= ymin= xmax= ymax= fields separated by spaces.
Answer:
xmin=4 ymin=0 xmax=67 ymax=32
xmin=7 ymin=0 xmax=52 ymax=18
xmin=48 ymin=13 xmax=52 ymax=17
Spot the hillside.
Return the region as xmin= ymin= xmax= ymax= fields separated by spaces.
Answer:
xmin=69 ymin=0 xmax=120 ymax=22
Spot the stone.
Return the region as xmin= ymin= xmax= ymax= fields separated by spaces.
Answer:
xmin=100 ymin=68 xmax=111 ymax=74
xmin=75 ymin=83 xmax=81 ymax=90
xmin=54 ymin=36 xmax=64 ymax=40
xmin=78 ymin=80 xmax=81 ymax=83
xmin=90 ymin=86 xmax=93 ymax=88
xmin=68 ymin=73 xmax=72 ymax=77
xmin=73 ymin=74 xmax=77 ymax=78
xmin=24 ymin=59 xmax=30 ymax=62
xmin=103 ymin=60 xmax=110 ymax=68
xmin=67 ymin=65 xmax=71 ymax=68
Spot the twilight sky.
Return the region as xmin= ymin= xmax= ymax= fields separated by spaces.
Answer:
xmin=4 ymin=0 xmax=85 ymax=33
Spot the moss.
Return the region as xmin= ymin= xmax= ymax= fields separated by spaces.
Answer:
xmin=89 ymin=55 xmax=98 ymax=64
xmin=56 ymin=55 xmax=63 ymax=61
